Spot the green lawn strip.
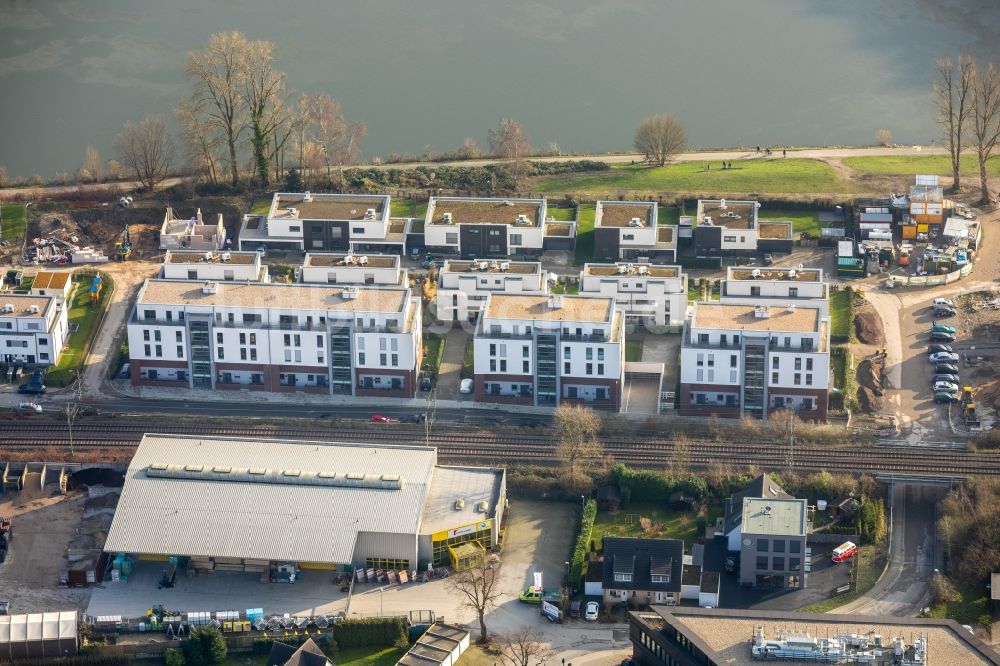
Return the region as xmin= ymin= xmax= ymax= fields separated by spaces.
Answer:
xmin=546 ymin=204 xmax=577 ymax=221
xmin=420 ymin=333 xmax=445 ymax=376
xmin=929 ymin=579 xmax=992 ymax=627
xmin=657 ymin=206 xmax=680 ymax=225
xmin=460 ymin=338 xmax=475 ymax=379
xmin=574 ymin=204 xmax=596 ymax=264
xmin=759 ymin=208 xmax=822 ymax=237
xmin=550 ymin=283 xmax=579 ymax=295
xmin=336 ymin=646 xmax=407 ymax=666
xmin=45 ymin=273 xmax=113 ymax=387
xmin=1 ymin=204 xmax=26 ymax=242
xmin=798 ymin=541 xmax=887 ymax=613
xmin=534 ymin=158 xmax=854 ymax=196
xmin=686 ymin=279 xmax=717 ymax=303
xmin=625 ymin=339 xmax=644 ymax=362
xmin=592 ymin=501 xmax=722 ymax=546
xmin=829 ymin=289 xmax=853 ymax=343
xmin=842 ymin=154 xmax=1000 ymax=177
xmin=248 ymin=198 xmax=272 ymax=215
xmin=390 ymin=199 xmax=429 ymax=219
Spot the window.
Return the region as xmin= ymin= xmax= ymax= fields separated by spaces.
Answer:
xmin=217 ymin=347 xmax=224 ymax=359
xmin=757 ymin=538 xmax=769 ymax=552
xmin=794 ymin=373 xmax=801 ymax=385
xmin=500 ymin=360 xmax=507 ymax=372
xmin=293 ymin=334 xmax=301 ymax=346
xmin=242 ymin=314 xmax=262 ymax=324
xmin=724 ymin=235 xmax=737 ymax=242
xmin=490 ymin=359 xmax=497 ymax=372
xmin=143 ymin=309 xmax=155 ymax=319
xmin=284 ymin=334 xmax=291 ymax=345
xmin=143 ymin=330 xmax=150 ymax=342
xmin=696 ymin=353 xmax=704 ymax=367
xmin=773 ymin=540 xmax=785 ymax=553
xmin=317 ymin=335 xmax=324 ymax=348
xmin=750 ymin=286 xmax=761 ymax=296
xmin=563 ymin=347 xmax=571 ymax=359
xmin=294 ymin=350 xmax=302 ymax=362
xmin=698 ymin=333 xmax=708 ymax=344
xmin=380 ymin=353 xmax=387 ymax=366
xmin=445 ymin=232 xmax=458 ymax=244
xmin=597 ymin=348 xmax=604 ymax=361
xmin=650 ymin=574 xmax=669 ymax=583
xmin=489 ymin=343 xmax=496 ymax=356
xmin=352 ymin=227 xmax=364 ymax=234
xmin=783 ymin=336 xmax=791 ymax=347
xmin=250 ymin=348 xmax=257 ymax=361
xmin=613 ymin=573 xmax=632 ymax=583
xmin=358 ymin=338 xmax=365 ymax=350
xmin=499 ymin=343 xmax=506 ymax=356
xmin=564 ymin=362 xmax=571 ymax=374
xmin=794 ymin=357 xmax=802 ymax=370
xmin=154 ymin=330 xmax=161 ymax=342
xmin=523 ymin=346 xmax=529 ymax=358
xmin=523 ymin=360 xmax=530 ymax=373
xmin=144 ymin=344 xmax=151 ymax=356
xmin=707 ymin=369 xmax=714 ymax=381
xmin=38 ymin=338 xmax=48 ymax=346
xmin=598 ymin=363 xmax=604 ymax=374
xmin=240 ymin=348 xmax=247 ymax=361
xmin=730 ymin=370 xmax=738 ymax=383
xmin=772 ymin=357 xmax=779 ymax=369
xmin=772 ymin=557 xmax=785 ymax=570
xmin=216 ymin=332 xmax=223 ymax=344
xmin=771 ymin=372 xmax=779 ymax=384
xmin=358 ymin=352 xmax=366 ymax=364
xmin=806 ymin=358 xmax=813 ymax=371
xmin=696 ymin=369 xmax=704 ymax=382
xmin=177 ymin=346 xmax=183 ymax=357
xmin=789 ymin=557 xmax=801 ymax=572
xmin=284 ymin=350 xmax=292 ymax=362
xmin=730 ymin=355 xmax=737 ymax=367
xmin=756 ymin=555 xmax=768 ymax=570
xmin=806 ymin=374 xmax=812 ymax=385
xmin=176 ymin=331 xmax=183 ymax=343
xmin=707 ymin=353 xmax=715 ymax=367
xmin=789 ymin=287 xmax=798 ymax=297
xmin=586 ymin=348 xmax=593 ymax=360
xmin=39 ymin=352 xmax=49 ymax=360
xmin=510 ymin=233 xmax=522 ymax=245
xmin=289 ymin=225 xmax=300 ymax=232
xmin=790 ymin=540 xmax=801 ymax=554
xmin=154 ymin=345 xmax=162 ymax=358
xmin=586 ymin=363 xmax=593 ymax=375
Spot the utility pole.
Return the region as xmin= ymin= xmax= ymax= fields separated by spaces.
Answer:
xmin=425 ymin=388 xmax=437 ymax=447
xmin=65 ymin=371 xmax=84 ymax=457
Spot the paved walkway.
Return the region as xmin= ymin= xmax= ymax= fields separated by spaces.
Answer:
xmin=434 ymin=327 xmax=472 ymax=400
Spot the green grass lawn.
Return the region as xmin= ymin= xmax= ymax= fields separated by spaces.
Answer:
xmin=657 ymin=205 xmax=680 ymax=225
xmin=759 ymin=208 xmax=822 ymax=237
xmin=830 ymin=290 xmax=852 ymax=342
xmin=574 ymin=204 xmax=596 ymax=264
xmin=842 ymin=154 xmax=1000 ymax=177
xmin=248 ymin=198 xmax=272 ymax=215
xmin=534 ymin=159 xmax=854 ymax=196
xmin=460 ymin=338 xmax=475 ymax=379
xmin=45 ymin=273 xmax=112 ymax=387
xmin=550 ymin=282 xmax=580 ymax=295
xmin=929 ymin=579 xmax=992 ymax=627
xmin=593 ymin=501 xmax=722 ymax=545
xmin=390 ymin=199 xmax=429 ymax=218
xmin=625 ymin=339 xmax=644 ymax=362
xmin=799 ymin=541 xmax=887 ymax=613
xmin=336 ymin=646 xmax=407 ymax=666
xmin=687 ymin=280 xmax=718 ymax=303
xmin=421 ymin=333 xmax=445 ymax=376
xmin=1 ymin=204 xmax=26 ymax=242
xmin=546 ymin=204 xmax=577 ymax=221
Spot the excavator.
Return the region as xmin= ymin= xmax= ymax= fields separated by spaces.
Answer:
xmin=961 ymin=386 xmax=980 ymax=428
xmin=115 ymin=224 xmax=132 ymax=260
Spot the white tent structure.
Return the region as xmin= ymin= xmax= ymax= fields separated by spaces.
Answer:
xmin=0 ymin=611 xmax=78 ymax=659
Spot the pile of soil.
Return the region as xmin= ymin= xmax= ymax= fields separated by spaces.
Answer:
xmin=854 ymin=307 xmax=885 ymax=345
xmin=858 ymin=386 xmax=885 ymax=413
xmin=976 ymin=376 xmax=1000 ymax=410
xmin=857 ymin=358 xmax=884 ymax=394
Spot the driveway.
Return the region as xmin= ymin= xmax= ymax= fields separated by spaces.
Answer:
xmin=433 ymin=327 xmax=472 ymax=401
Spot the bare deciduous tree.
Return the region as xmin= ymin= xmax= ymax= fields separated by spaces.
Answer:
xmin=458 ymin=136 xmax=481 ymax=159
xmin=114 ymin=115 xmax=174 ymax=190
xmin=970 ymin=59 xmax=1000 ymax=204
xmin=875 ymin=128 xmax=892 ymax=147
xmin=176 ymin=99 xmax=222 ymax=184
xmin=0 ymin=166 xmax=7 ymax=187
xmin=105 ymin=159 xmax=122 ymax=181
xmin=554 ymin=404 xmax=604 ymax=491
xmin=241 ymin=38 xmax=286 ymax=186
xmin=488 ymin=117 xmax=530 ymax=186
xmin=634 ymin=114 xmax=687 ymax=166
xmin=81 ymin=145 xmax=101 ymax=182
xmin=299 ymin=92 xmax=366 ymax=185
xmin=183 ymin=30 xmax=250 ymax=187
xmin=935 ymin=55 xmax=975 ymax=191
xmin=447 ymin=558 xmax=503 ymax=643
xmin=493 ymin=626 xmax=553 ymax=666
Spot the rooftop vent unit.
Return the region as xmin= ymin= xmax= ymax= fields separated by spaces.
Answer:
xmin=500 ymin=262 xmax=510 ymax=271
xmin=515 ymin=214 xmax=530 ymax=225
xmin=629 ymin=217 xmax=642 ymax=227
xmin=221 ymin=252 xmax=232 ymax=262
xmin=358 ymin=255 xmax=369 ymax=265
xmin=702 ymin=216 xmax=713 ymax=226
xmin=637 ymin=265 xmax=649 ymax=275
xmin=626 ymin=263 xmax=634 ymax=273
xmin=476 ymin=500 xmax=489 ymax=513
xmin=490 ymin=260 xmax=500 ymax=271
xmin=303 ymin=191 xmax=313 ymax=203
xmin=787 ymin=304 xmax=796 ymax=312
xmin=454 ymin=499 xmax=465 ymax=511
xmin=754 ymin=304 xmax=771 ymax=319
xmin=204 ymin=251 xmax=214 ymax=261
xmin=477 ymin=260 xmax=490 ymax=271
xmin=364 ymin=207 xmax=377 ymax=219
xmin=443 ymin=212 xmax=453 ymax=223
xmin=3 ymin=304 xmax=15 ymax=313
xmin=788 ymin=269 xmax=797 ymax=279
xmin=763 ymin=505 xmax=772 ymax=515
xmin=342 ymin=286 xmax=359 ymax=300
xmin=202 ymin=281 xmax=219 ymax=295
xmin=720 ymin=198 xmax=727 ymax=209
xmin=548 ymin=294 xmax=565 ymax=309
xmin=502 ymin=200 xmax=514 ymax=206
xmin=286 ymin=207 xmax=299 ymax=218
xmin=751 ymin=268 xmax=762 ymax=278
xmin=27 ymin=305 xmax=39 ymax=314
xmin=617 ymin=264 xmax=628 ymax=274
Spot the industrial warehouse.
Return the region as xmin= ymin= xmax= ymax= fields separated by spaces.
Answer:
xmin=101 ymin=435 xmax=506 ymax=586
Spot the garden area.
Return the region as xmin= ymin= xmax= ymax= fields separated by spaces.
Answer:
xmin=625 ymin=339 xmax=644 ymax=362
xmin=574 ymin=204 xmax=596 ymax=264
xmin=46 ymin=271 xmax=113 ymax=387
xmin=1 ymin=203 xmax=25 ymax=242
xmin=420 ymin=333 xmax=445 ymax=377
xmin=592 ymin=500 xmax=722 ymax=546
xmin=389 ymin=198 xmax=428 ymax=219
xmin=842 ymin=154 xmax=1000 ymax=177
xmin=759 ymin=208 xmax=822 ymax=237
xmin=829 ymin=288 xmax=854 ymax=344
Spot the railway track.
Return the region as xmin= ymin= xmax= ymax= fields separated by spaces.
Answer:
xmin=2 ymin=420 xmax=996 ymax=477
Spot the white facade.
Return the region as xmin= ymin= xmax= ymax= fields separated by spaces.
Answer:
xmin=159 ymin=208 xmax=226 ymax=251
xmin=423 ymin=197 xmax=548 ymax=255
xmin=721 ymin=267 xmax=829 ymax=317
xmin=0 ymin=294 xmax=69 ymax=366
xmin=300 ymin=253 xmax=406 ymax=286
xmin=579 ymin=263 xmax=687 ymax=327
xmin=160 ymin=251 xmax=268 ymax=282
xmin=435 ymin=260 xmax=547 ymax=322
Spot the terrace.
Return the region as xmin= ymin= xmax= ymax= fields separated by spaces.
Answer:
xmin=166 ymin=251 xmax=257 ymax=265
xmin=697 ymin=200 xmax=758 ymax=230
xmin=271 ymin=193 xmax=388 ymax=221
xmin=545 ymin=222 xmax=573 ymax=236
xmin=596 ymin=202 xmax=654 ymax=228
xmin=584 ymin=263 xmax=679 ymax=278
xmin=304 ymin=254 xmax=399 ymax=268
xmin=444 ymin=260 xmax=539 ymax=274
xmin=729 ymin=267 xmax=821 ymax=282
xmin=757 ymin=221 xmax=793 ymax=240
xmin=428 ymin=197 xmax=543 ymax=226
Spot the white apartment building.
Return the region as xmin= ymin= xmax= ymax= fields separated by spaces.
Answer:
xmin=0 ymin=293 xmax=69 ymax=366
xmin=424 ymin=196 xmax=575 ymax=257
xmin=579 ymin=262 xmax=687 ymax=327
xmin=127 ymin=279 xmax=421 ymax=397
xmin=435 ymin=259 xmax=546 ymax=323
xmin=28 ymin=271 xmax=73 ymax=305
xmin=473 ymin=294 xmax=624 ymax=410
xmin=679 ymin=302 xmax=830 ymax=421
xmin=237 ymin=192 xmax=406 ymax=255
xmin=720 ymin=267 xmax=829 ymax=316
xmin=160 ymin=251 xmax=269 ymax=283
xmin=592 ymin=201 xmax=677 ymax=263
xmin=300 ymin=253 xmax=407 ymax=287
xmin=159 ymin=208 xmax=226 ymax=251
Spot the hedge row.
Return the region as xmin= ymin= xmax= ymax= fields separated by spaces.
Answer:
xmin=251 ymin=617 xmax=405 ymax=655
xmin=609 ymin=464 xmax=708 ymax=505
xmin=569 ymin=499 xmax=597 ymax=591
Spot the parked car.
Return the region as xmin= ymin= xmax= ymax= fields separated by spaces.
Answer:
xmin=934 ymin=307 xmax=957 ymax=318
xmin=518 ymin=588 xmax=542 ymax=604
xmin=933 ymin=381 xmax=960 ymax=394
xmin=932 ymin=373 xmax=961 ymax=384
xmin=935 ymin=363 xmax=960 ymax=375
xmin=399 ymin=413 xmax=426 ymax=424
xmin=927 ymin=344 xmax=953 ymax=354
xmin=929 ymin=352 xmax=960 ymax=364
xmin=17 ymin=369 xmax=45 ymax=395
xmin=118 ymin=363 xmax=131 ymax=379
xmin=931 ymin=324 xmax=956 ymax=334
xmin=584 ymin=601 xmax=599 ymax=621
xmin=933 ymin=298 xmax=955 ymax=308
xmin=929 ymin=332 xmax=956 ymax=343
xmin=955 ymin=249 xmax=969 ymax=266
xmin=460 ymin=378 xmax=473 ymax=394
xmin=420 ymin=375 xmax=432 ymax=392
xmin=934 ymin=391 xmax=960 ymax=403
xmin=16 ymin=402 xmax=42 ymax=414
xmin=570 ymin=600 xmax=581 ymax=619
xmin=370 ymin=414 xmax=392 ymax=424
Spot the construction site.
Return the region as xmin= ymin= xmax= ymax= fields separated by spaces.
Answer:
xmin=956 ymin=290 xmax=1000 ymax=431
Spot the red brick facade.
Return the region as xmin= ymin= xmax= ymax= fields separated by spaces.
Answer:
xmin=680 ymin=383 xmax=828 ymax=421
xmin=473 ymin=373 xmax=535 ymax=405
xmin=354 ymin=367 xmax=416 ymax=398
xmin=130 ymin=359 xmax=188 ymax=387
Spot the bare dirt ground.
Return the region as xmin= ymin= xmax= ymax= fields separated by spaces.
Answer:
xmin=0 ymin=489 xmax=92 ymax=613
xmin=854 ymin=303 xmax=885 ymax=346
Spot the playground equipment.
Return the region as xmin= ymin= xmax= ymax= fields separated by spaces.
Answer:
xmin=89 ymin=275 xmax=102 ymax=303
xmin=115 ymin=225 xmax=132 ymax=260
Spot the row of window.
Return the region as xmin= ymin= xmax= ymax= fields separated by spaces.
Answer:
xmin=490 ymin=359 xmax=530 ymax=373
xmin=694 ymin=369 xmax=739 ymax=383
xmin=485 ymin=324 xmax=608 ymax=338
xmin=142 ymin=308 xmax=403 ymax=331
xmin=358 ymin=352 xmax=399 ymax=367
xmin=771 ymin=371 xmax=813 ymax=386
xmin=774 ymin=356 xmax=814 ymax=371
xmin=755 ymin=555 xmax=802 ymax=572
xmin=488 ymin=343 xmax=530 ymax=358
xmin=695 ymin=352 xmax=737 ymax=368
xmin=566 ymin=361 xmax=606 ymax=376
xmin=747 ymin=286 xmax=800 ymax=297
xmin=756 ymin=538 xmax=802 ymax=554
xmin=143 ymin=329 xmax=181 ymax=343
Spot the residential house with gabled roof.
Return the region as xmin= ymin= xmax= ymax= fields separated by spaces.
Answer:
xmin=601 ymin=536 xmax=684 ymax=607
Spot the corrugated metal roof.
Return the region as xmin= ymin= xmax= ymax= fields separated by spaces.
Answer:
xmin=104 ymin=435 xmax=438 ymax=564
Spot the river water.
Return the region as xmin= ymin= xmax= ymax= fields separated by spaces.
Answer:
xmin=0 ymin=0 xmax=997 ymax=178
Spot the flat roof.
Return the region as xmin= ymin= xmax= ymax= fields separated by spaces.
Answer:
xmin=30 ymin=271 xmax=71 ymax=290
xmin=741 ymin=497 xmax=807 ymax=537
xmin=638 ymin=607 xmax=1000 ymax=666
xmin=444 ymin=260 xmax=540 ymax=275
xmin=304 ymin=253 xmax=399 ymax=268
xmin=272 ymin=193 xmax=388 ymax=221
xmin=758 ymin=221 xmax=792 ymax=239
xmin=545 ymin=222 xmax=572 ymax=236
xmin=138 ymin=279 xmax=408 ymax=313
xmin=104 ymin=435 xmax=439 ymax=565
xmin=728 ymin=267 xmax=822 ymax=282
xmin=596 ymin=201 xmax=654 ymax=228
xmin=657 ymin=226 xmax=675 ymax=245
xmin=698 ymin=200 xmax=758 ymax=229
xmin=692 ymin=303 xmax=820 ymax=333
xmin=484 ymin=294 xmax=613 ymax=323
xmin=0 ymin=294 xmax=53 ymax=318
xmin=420 ymin=466 xmax=504 ymax=536
xmin=584 ymin=263 xmax=680 ymax=278
xmin=165 ymin=251 xmax=258 ymax=265
xmin=428 ymin=197 xmax=544 ymax=226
